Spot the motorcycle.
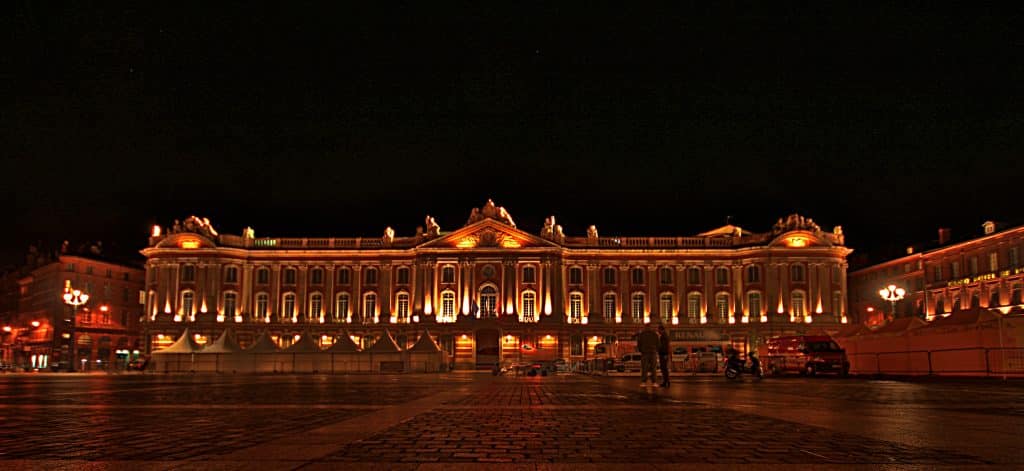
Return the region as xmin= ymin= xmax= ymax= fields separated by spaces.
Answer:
xmin=724 ymin=354 xmax=763 ymax=381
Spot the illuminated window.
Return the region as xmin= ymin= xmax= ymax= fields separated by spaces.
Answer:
xmin=715 ymin=293 xmax=730 ymax=322
xmin=569 ymin=292 xmax=583 ymax=324
xmin=480 ymin=285 xmax=497 ymax=317
xmin=179 ymin=265 xmax=195 ymax=282
xmin=603 ymin=267 xmax=616 ymax=285
xmin=791 ymin=264 xmax=805 ymax=282
xmin=396 ymin=267 xmax=410 ymax=284
xmin=256 ymin=268 xmax=269 ymax=284
xmin=687 ymin=293 xmax=702 ymax=323
xmin=439 ymin=290 xmax=456 ymax=323
xmin=396 ymin=292 xmax=410 ymax=322
xmin=310 ymin=268 xmax=324 ymax=285
xmin=659 ymin=267 xmax=672 ymax=285
xmin=631 ymin=293 xmax=644 ymax=323
xmin=282 ymin=293 xmax=296 ymax=318
xmin=747 ymin=292 xmax=761 ymax=318
xmin=631 ymin=268 xmax=644 ymax=285
xmin=181 ymin=291 xmax=194 ymax=316
xmin=521 ymin=291 xmax=537 ymax=322
xmin=225 ymin=266 xmax=238 ymax=283
xmin=309 ymin=293 xmax=323 ymax=319
xmin=603 ymin=293 xmax=616 ymax=321
xmin=569 ymin=267 xmax=583 ymax=285
xmin=522 ymin=266 xmax=536 ymax=283
xmin=989 ymin=252 xmax=999 ymax=272
xmin=335 ymin=293 xmax=350 ymax=321
xmin=223 ymin=292 xmax=237 ymax=317
xmin=715 ymin=267 xmax=729 ymax=285
xmin=791 ymin=291 xmax=806 ymax=317
xmin=255 ymin=293 xmax=268 ymax=318
xmin=687 ymin=267 xmax=701 ymax=284
xmin=337 ymin=267 xmax=350 ymax=284
xmin=364 ymin=268 xmax=378 ymax=285
xmin=746 ymin=266 xmax=760 ymax=283
xmin=659 ymin=293 xmax=673 ymax=318
xmin=284 ymin=268 xmax=296 ymax=285
xmin=363 ymin=293 xmax=377 ymax=319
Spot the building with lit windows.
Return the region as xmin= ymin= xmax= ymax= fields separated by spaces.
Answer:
xmin=0 ymin=253 xmax=145 ymax=371
xmin=141 ymin=201 xmax=852 ymax=369
xmin=849 ymin=222 xmax=1024 ymax=326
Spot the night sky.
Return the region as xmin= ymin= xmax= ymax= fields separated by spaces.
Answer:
xmin=4 ymin=4 xmax=1022 ymax=268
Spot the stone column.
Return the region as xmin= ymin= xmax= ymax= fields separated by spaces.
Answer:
xmin=619 ymin=265 xmax=629 ymax=323
xmin=352 ymin=265 xmax=362 ymax=322
xmin=586 ymin=262 xmax=599 ymax=323
xmin=703 ymin=265 xmax=714 ymax=323
xmin=325 ymin=265 xmax=336 ymax=320
xmin=297 ymin=266 xmax=308 ymax=320
xmin=242 ymin=263 xmax=254 ymax=316
xmin=732 ymin=264 xmax=744 ymax=322
xmin=839 ymin=262 xmax=848 ymax=318
xmin=270 ymin=265 xmax=281 ymax=320
xmin=647 ymin=265 xmax=657 ymax=323
xmin=380 ymin=262 xmax=392 ymax=320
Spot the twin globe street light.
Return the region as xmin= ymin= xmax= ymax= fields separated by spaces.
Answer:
xmin=62 ymin=281 xmax=89 ymax=372
xmin=878 ymin=284 xmax=905 ymax=321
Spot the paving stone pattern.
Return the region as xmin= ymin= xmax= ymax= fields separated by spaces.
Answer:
xmin=327 ymin=407 xmax=988 ymax=464
xmin=0 ymin=407 xmax=370 ymax=461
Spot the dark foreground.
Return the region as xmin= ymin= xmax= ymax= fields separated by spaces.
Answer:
xmin=0 ymin=372 xmax=1021 ymax=469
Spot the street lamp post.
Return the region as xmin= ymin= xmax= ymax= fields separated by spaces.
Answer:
xmin=878 ymin=284 xmax=905 ymax=321
xmin=62 ymin=280 xmax=89 ymax=372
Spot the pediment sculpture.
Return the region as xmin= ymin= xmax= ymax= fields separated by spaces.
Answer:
xmin=171 ymin=215 xmax=219 ymax=239
xmin=466 ymin=199 xmax=516 ymax=227
xmin=772 ymin=214 xmax=821 ymax=235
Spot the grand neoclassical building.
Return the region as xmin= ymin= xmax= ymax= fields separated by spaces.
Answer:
xmin=141 ymin=200 xmax=852 ymax=369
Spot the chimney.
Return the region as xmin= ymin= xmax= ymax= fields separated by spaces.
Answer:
xmin=938 ymin=228 xmax=951 ymax=245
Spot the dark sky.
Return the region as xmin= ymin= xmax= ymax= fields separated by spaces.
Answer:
xmin=3 ymin=4 xmax=1022 ymax=267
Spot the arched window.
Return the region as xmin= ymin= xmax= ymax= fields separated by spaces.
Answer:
xmin=310 ymin=268 xmax=324 ymax=285
xmin=256 ymin=267 xmax=269 ymax=284
xmin=442 ymin=266 xmax=456 ymax=284
xmin=223 ymin=292 xmax=238 ymax=318
xmin=282 ymin=293 xmax=296 ymax=320
xmin=659 ymin=293 xmax=673 ymax=319
xmin=439 ymin=290 xmax=456 ymax=323
xmin=687 ymin=267 xmax=701 ymax=285
xmin=335 ymin=293 xmax=350 ymax=322
xmin=309 ymin=293 xmax=323 ymax=320
xmin=569 ymin=292 xmax=583 ymax=324
xmin=715 ymin=293 xmax=730 ymax=322
xmin=746 ymin=265 xmax=760 ymax=283
xmin=603 ymin=267 xmax=616 ymax=285
xmin=791 ymin=291 xmax=806 ymax=317
xmin=364 ymin=268 xmax=378 ymax=285
xmin=181 ymin=291 xmax=195 ymax=316
xmin=396 ymin=292 xmax=410 ymax=322
xmin=522 ymin=266 xmax=536 ymax=283
xmin=791 ymin=264 xmax=805 ymax=282
xmin=363 ymin=292 xmax=378 ymax=322
xmin=631 ymin=293 xmax=645 ymax=323
xmin=603 ymin=293 xmax=616 ymax=321
xmin=521 ymin=291 xmax=537 ymax=322
xmin=479 ymin=285 xmax=498 ymax=317
xmin=255 ymin=293 xmax=269 ymax=319
xmin=747 ymin=291 xmax=762 ymax=320
xmin=687 ymin=292 xmax=702 ymax=323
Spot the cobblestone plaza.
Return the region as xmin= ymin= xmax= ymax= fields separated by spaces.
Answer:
xmin=0 ymin=373 xmax=1021 ymax=469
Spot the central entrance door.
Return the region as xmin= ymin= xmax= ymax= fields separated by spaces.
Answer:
xmin=475 ymin=329 xmax=500 ymax=370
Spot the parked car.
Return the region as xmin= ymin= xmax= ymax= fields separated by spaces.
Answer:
xmin=616 ymin=353 xmax=643 ymax=372
xmin=760 ymin=335 xmax=849 ymax=376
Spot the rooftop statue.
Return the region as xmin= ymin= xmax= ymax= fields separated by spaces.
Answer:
xmin=465 ymin=199 xmax=516 ymax=227
xmin=772 ymin=213 xmax=822 ymax=235
xmin=425 ymin=215 xmax=441 ymax=237
xmin=541 ymin=216 xmax=556 ymax=239
xmin=587 ymin=225 xmax=599 ymax=239
xmin=171 ymin=215 xmax=219 ymax=239
xmin=383 ymin=226 xmax=395 ymax=246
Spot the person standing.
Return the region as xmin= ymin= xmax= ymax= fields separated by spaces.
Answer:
xmin=657 ymin=324 xmax=671 ymax=387
xmin=637 ymin=323 xmax=660 ymax=386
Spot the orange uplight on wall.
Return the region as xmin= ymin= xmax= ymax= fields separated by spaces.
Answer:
xmin=456 ymin=237 xmax=476 ymax=248
xmin=785 ymin=237 xmax=808 ymax=248
xmin=500 ymin=238 xmax=522 ymax=248
xmin=179 ymin=239 xmax=201 ymax=249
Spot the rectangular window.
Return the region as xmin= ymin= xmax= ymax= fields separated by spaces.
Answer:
xmin=603 ymin=294 xmax=616 ymax=321
xmin=631 ymin=268 xmax=644 ymax=285
xmin=284 ymin=268 xmax=296 ymax=285
xmin=715 ymin=268 xmax=728 ymax=285
xmin=631 ymin=294 xmax=644 ymax=323
xmin=951 ymin=261 xmax=960 ymax=278
xmin=659 ymin=295 xmax=673 ymax=318
xmin=225 ymin=267 xmax=238 ymax=283
xmin=688 ymin=268 xmax=701 ymax=285
xmin=442 ymin=266 xmax=456 ymax=284
xmin=181 ymin=265 xmax=195 ymax=282
xmin=311 ymin=268 xmax=323 ymax=284
xmin=570 ymin=335 xmax=584 ymax=356
xmin=257 ymin=269 xmax=269 ymax=284
xmin=748 ymin=292 xmax=762 ymax=319
xmin=1010 ymin=247 xmax=1020 ymax=268
xmin=989 ymin=252 xmax=999 ymax=272
xmin=716 ymin=295 xmax=729 ymax=322
xmin=747 ymin=266 xmax=761 ymax=283
xmin=904 ymin=263 xmax=911 ymax=273
xmin=569 ymin=267 xmax=583 ymax=285
xmin=337 ymin=268 xmax=350 ymax=284
xmin=659 ymin=268 xmax=672 ymax=285
xmin=522 ymin=266 xmax=536 ymax=283
xmin=397 ymin=294 xmax=409 ymax=321
xmin=603 ymin=268 xmax=615 ymax=285
xmin=969 ymin=257 xmax=978 ymax=276
xmin=687 ymin=295 xmax=701 ymax=322
xmin=933 ymin=265 xmax=942 ymax=282
xmin=397 ymin=267 xmax=410 ymax=284
xmin=122 ymin=272 xmax=130 ymax=281
xmin=364 ymin=268 xmax=378 ymax=285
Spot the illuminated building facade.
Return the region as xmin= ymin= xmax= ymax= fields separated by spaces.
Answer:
xmin=141 ymin=202 xmax=852 ymax=369
xmin=0 ymin=255 xmax=145 ymax=370
xmin=849 ymin=222 xmax=1024 ymax=326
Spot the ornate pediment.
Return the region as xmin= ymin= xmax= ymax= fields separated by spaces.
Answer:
xmin=418 ymin=219 xmax=560 ymax=249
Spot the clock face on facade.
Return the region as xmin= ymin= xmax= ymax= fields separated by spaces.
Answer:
xmin=482 ymin=265 xmax=496 ymax=278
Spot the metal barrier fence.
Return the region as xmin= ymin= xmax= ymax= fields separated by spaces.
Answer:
xmin=847 ymin=347 xmax=1024 ymax=377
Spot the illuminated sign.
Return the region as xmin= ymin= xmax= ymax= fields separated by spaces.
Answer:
xmin=946 ymin=269 xmax=1020 ymax=288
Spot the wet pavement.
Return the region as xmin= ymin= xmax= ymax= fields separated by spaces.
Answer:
xmin=0 ymin=372 xmax=1021 ymax=469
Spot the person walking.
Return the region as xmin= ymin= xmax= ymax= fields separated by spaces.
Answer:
xmin=657 ymin=324 xmax=671 ymax=387
xmin=637 ymin=323 xmax=660 ymax=386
